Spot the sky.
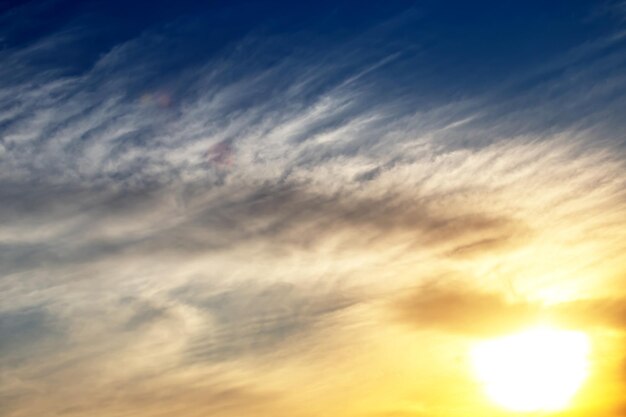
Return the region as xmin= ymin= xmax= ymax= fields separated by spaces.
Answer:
xmin=1 ymin=1 xmax=626 ymax=416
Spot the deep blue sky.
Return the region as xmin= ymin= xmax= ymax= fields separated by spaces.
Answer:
xmin=3 ymin=0 xmax=624 ymax=144
xmin=2 ymin=1 xmax=622 ymax=91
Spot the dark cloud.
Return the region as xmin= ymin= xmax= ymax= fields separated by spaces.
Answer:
xmin=392 ymin=281 xmax=541 ymax=337
xmin=393 ymin=282 xmax=626 ymax=338
xmin=0 ymin=181 xmax=529 ymax=277
xmin=0 ymin=305 xmax=65 ymax=365
xmin=118 ymin=297 xmax=172 ymax=332
xmin=553 ymin=296 xmax=626 ymax=331
xmin=163 ymin=183 xmax=529 ymax=256
xmin=173 ymin=281 xmax=357 ymax=362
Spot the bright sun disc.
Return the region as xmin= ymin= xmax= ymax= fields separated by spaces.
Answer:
xmin=471 ymin=326 xmax=590 ymax=412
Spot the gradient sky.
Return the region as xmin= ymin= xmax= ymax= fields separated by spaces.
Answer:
xmin=1 ymin=1 xmax=626 ymax=416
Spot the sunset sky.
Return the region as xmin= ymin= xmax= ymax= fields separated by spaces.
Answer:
xmin=1 ymin=1 xmax=626 ymax=416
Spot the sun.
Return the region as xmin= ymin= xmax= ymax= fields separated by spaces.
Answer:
xmin=471 ymin=326 xmax=590 ymax=413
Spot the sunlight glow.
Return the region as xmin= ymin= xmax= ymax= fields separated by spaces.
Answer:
xmin=471 ymin=326 xmax=590 ymax=412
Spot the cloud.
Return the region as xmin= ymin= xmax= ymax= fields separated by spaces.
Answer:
xmin=172 ymin=280 xmax=358 ymax=362
xmin=391 ymin=280 xmax=626 ymax=344
xmin=118 ymin=297 xmax=173 ymax=332
xmin=3 ymin=365 xmax=280 ymax=417
xmin=391 ymin=280 xmax=541 ymax=337
xmin=0 ymin=305 xmax=65 ymax=363
xmin=0 ymin=176 xmax=530 ymax=279
xmin=553 ymin=296 xmax=626 ymax=331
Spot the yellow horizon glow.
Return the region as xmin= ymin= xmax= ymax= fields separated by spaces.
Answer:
xmin=471 ymin=326 xmax=591 ymax=413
